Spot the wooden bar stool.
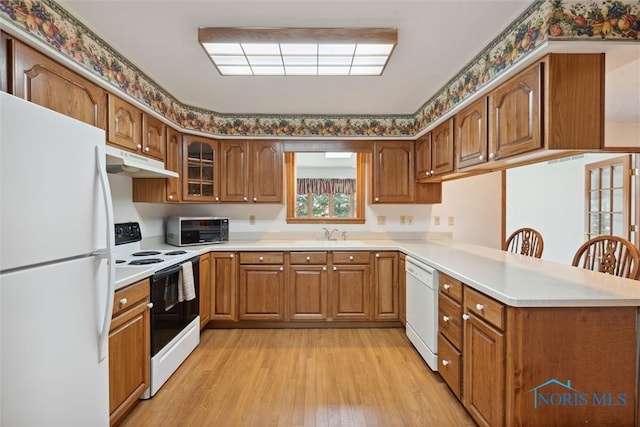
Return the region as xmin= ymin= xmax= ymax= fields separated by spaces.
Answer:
xmin=571 ymin=235 xmax=640 ymax=280
xmin=503 ymin=227 xmax=544 ymax=258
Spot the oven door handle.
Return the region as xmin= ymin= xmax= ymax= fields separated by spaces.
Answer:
xmin=153 ymin=256 xmax=199 ymax=279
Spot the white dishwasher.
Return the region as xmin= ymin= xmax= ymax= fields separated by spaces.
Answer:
xmin=405 ymin=256 xmax=438 ymax=371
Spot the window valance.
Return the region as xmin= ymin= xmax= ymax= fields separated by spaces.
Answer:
xmin=297 ymin=178 xmax=356 ymax=195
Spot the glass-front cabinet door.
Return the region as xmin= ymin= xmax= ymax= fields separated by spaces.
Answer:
xmin=182 ymin=135 xmax=219 ymax=202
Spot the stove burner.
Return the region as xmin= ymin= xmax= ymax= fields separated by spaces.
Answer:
xmin=115 ymin=259 xmax=126 ymax=264
xmin=133 ymin=251 xmax=162 ymax=257
xmin=165 ymin=250 xmax=187 ymax=255
xmin=129 ymin=258 xmax=163 ymax=265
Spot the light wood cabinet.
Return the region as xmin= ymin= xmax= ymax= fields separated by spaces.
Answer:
xmin=220 ymin=140 xmax=283 ymax=203
xmin=182 ymin=135 xmax=219 ymax=202
xmin=455 ymin=97 xmax=488 ymax=169
xmin=437 ymin=272 xmax=464 ymax=399
xmin=398 ymin=253 xmax=406 ymax=326
xmin=199 ymin=254 xmax=211 ymax=329
xmin=239 ymin=252 xmax=285 ymax=320
xmin=10 ymin=38 xmax=107 ymax=129
xmin=330 ymin=251 xmax=371 ymax=320
xmin=372 ymin=251 xmax=398 ymax=320
xmin=371 ymin=141 xmax=416 ymax=203
xmin=415 ymin=133 xmax=431 ymax=181
xmin=109 ymin=279 xmax=150 ymax=426
xmin=210 ymin=252 xmax=238 ymax=321
xmin=141 ymin=112 xmax=166 ymax=161
xmin=287 ymin=252 xmax=328 ymax=320
xmin=108 ymin=94 xmax=142 ymax=152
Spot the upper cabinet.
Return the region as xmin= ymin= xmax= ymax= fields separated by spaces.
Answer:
xmin=107 ymin=94 xmax=165 ymax=161
xmin=164 ymin=127 xmax=182 ymax=202
xmin=10 ymin=38 xmax=107 ymax=129
xmin=371 ymin=140 xmax=416 ymax=203
xmin=220 ymin=140 xmax=283 ymax=203
xmin=415 ymin=118 xmax=454 ymax=182
xmin=182 ymin=135 xmax=219 ymax=203
xmin=455 ymin=97 xmax=488 ymax=170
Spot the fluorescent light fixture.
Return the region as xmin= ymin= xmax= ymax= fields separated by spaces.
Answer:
xmin=199 ymin=28 xmax=397 ymax=76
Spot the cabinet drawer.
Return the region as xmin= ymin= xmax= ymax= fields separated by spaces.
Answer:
xmin=332 ymin=252 xmax=370 ymax=264
xmin=239 ymin=252 xmax=284 ymax=265
xmin=290 ymin=252 xmax=327 ymax=265
xmin=438 ymin=333 xmax=462 ymax=399
xmin=464 ymin=286 xmax=505 ymax=331
xmin=438 ymin=293 xmax=463 ymax=350
xmin=112 ymin=279 xmax=150 ymax=317
xmin=439 ymin=272 xmax=462 ymax=303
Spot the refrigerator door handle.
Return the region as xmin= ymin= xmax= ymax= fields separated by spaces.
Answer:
xmin=94 ymin=145 xmax=116 ymax=362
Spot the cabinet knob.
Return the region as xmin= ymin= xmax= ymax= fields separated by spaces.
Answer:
xmin=230 ymin=253 xmax=234 ymax=258
xmin=425 ymin=171 xmax=430 ymax=177
xmin=442 ymin=315 xmax=450 ymax=322
xmin=119 ymin=297 xmax=128 ymax=306
xmin=476 ymin=303 xmax=484 ymax=311
xmin=147 ymin=302 xmax=154 ymax=309
xmin=306 ymin=256 xmax=311 ymax=261
xmin=259 ymin=256 xmax=264 ymax=262
xmin=442 ymin=359 xmax=451 ymax=367
xmin=430 ymin=170 xmax=434 ymax=175
xmin=168 ymin=194 xmax=174 ymax=200
xmin=478 ymin=154 xmax=485 ymax=161
xmin=443 ymin=283 xmax=451 ymax=290
xmin=349 ymin=256 xmax=354 ymax=261
xmin=333 ymin=266 xmax=337 ymax=271
xmin=243 ymin=196 xmax=248 ymax=201
xmin=323 ymin=266 xmax=327 ymax=271
xmin=136 ymin=144 xmax=142 ymax=149
xmin=215 ymin=197 xmax=220 ymax=201
xmin=279 ymin=266 xmax=283 ymax=271
xmin=253 ymin=197 xmax=258 ymax=202
xmin=144 ymin=146 xmax=150 ymax=152
xmin=375 ymin=197 xmax=379 ymax=202
xmin=462 ymin=313 xmax=470 ymax=321
xmin=489 ymin=152 xmax=495 ymax=160
xmin=375 ymin=253 xmax=380 ymax=258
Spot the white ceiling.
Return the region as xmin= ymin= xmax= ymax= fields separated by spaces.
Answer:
xmin=56 ymin=0 xmax=536 ymax=116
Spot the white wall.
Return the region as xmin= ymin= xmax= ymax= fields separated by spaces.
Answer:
xmin=110 ymin=169 xmax=501 ymax=244
xmin=505 ymin=153 xmax=622 ymax=265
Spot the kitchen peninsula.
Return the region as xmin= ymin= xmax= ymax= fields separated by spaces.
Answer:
xmin=116 ymin=237 xmax=640 ymax=427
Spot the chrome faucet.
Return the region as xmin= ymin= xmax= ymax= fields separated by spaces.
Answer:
xmin=322 ymin=227 xmax=340 ymax=241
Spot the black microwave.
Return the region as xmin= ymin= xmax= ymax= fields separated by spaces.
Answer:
xmin=166 ymin=216 xmax=229 ymax=246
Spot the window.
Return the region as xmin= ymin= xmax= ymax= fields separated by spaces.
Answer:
xmin=286 ymin=152 xmax=365 ymax=224
xmin=585 ymin=155 xmax=633 ymax=241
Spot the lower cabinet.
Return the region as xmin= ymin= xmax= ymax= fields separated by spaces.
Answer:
xmin=210 ymin=252 xmax=238 ymax=321
xmin=373 ymin=251 xmax=398 ymax=320
xmin=398 ymin=253 xmax=406 ymax=325
xmin=239 ymin=252 xmax=285 ymax=320
xmin=109 ymin=279 xmax=150 ymax=426
xmin=287 ymin=252 xmax=328 ymax=320
xmin=437 ymin=276 xmax=637 ymax=426
xmin=199 ymin=253 xmax=211 ymax=329
xmin=330 ymin=251 xmax=371 ymax=320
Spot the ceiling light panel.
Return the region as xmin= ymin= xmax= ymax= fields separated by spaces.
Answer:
xmin=199 ymin=28 xmax=397 ymax=76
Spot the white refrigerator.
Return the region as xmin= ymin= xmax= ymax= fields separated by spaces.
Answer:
xmin=0 ymin=92 xmax=114 ymax=426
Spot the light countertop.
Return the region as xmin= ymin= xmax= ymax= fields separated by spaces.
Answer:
xmin=115 ymin=238 xmax=640 ymax=307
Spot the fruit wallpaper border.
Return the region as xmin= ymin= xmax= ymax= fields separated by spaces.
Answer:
xmin=1 ymin=0 xmax=639 ymax=138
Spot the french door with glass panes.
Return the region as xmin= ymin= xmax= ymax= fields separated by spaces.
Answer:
xmin=585 ymin=155 xmax=638 ymax=246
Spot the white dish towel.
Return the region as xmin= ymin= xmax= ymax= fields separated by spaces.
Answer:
xmin=178 ymin=261 xmax=196 ymax=302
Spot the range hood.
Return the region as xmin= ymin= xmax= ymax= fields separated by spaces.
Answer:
xmin=105 ymin=145 xmax=178 ymax=178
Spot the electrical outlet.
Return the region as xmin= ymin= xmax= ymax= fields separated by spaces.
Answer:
xmin=434 ymin=215 xmax=440 ymax=225
xmin=448 ymin=216 xmax=455 ymax=226
xmin=406 ymin=215 xmax=413 ymax=225
xmin=249 ymin=215 xmax=256 ymax=225
xmin=400 ymin=216 xmax=406 ymax=225
xmin=377 ymin=215 xmax=386 ymax=225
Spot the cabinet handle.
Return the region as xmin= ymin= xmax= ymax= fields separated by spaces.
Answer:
xmin=442 ymin=360 xmax=451 ymax=367
xmin=259 ymin=256 xmax=264 ymax=262
xmin=476 ymin=303 xmax=484 ymax=311
xmin=306 ymin=256 xmax=311 ymax=261
xmin=136 ymin=144 xmax=142 ymax=149
xmin=147 ymin=302 xmax=154 ymax=309
xmin=375 ymin=253 xmax=380 ymax=258
xmin=425 ymin=171 xmax=431 ymax=177
xmin=479 ymin=154 xmax=485 ymax=161
xmin=279 ymin=266 xmax=283 ymax=271
xmin=243 ymin=196 xmax=248 ymax=201
xmin=215 ymin=197 xmax=219 ymax=201
xmin=442 ymin=315 xmax=450 ymax=322
xmin=333 ymin=266 xmax=337 ymax=271
xmin=462 ymin=313 xmax=470 ymax=321
xmin=443 ymin=283 xmax=451 ymax=290
xmin=253 ymin=197 xmax=257 ymax=202
xmin=119 ymin=297 xmax=128 ymax=306
xmin=323 ymin=266 xmax=327 ymax=271
xmin=349 ymin=256 xmax=354 ymax=261
xmin=144 ymin=146 xmax=150 ymax=152
xmin=489 ymin=152 xmax=495 ymax=160
xmin=375 ymin=197 xmax=379 ymax=202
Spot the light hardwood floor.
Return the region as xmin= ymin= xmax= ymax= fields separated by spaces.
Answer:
xmin=120 ymin=328 xmax=474 ymax=426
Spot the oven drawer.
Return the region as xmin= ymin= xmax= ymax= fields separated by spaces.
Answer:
xmin=112 ymin=279 xmax=150 ymax=317
xmin=239 ymin=252 xmax=284 ymax=264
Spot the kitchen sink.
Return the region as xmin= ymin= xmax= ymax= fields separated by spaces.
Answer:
xmin=291 ymin=240 xmax=367 ymax=247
